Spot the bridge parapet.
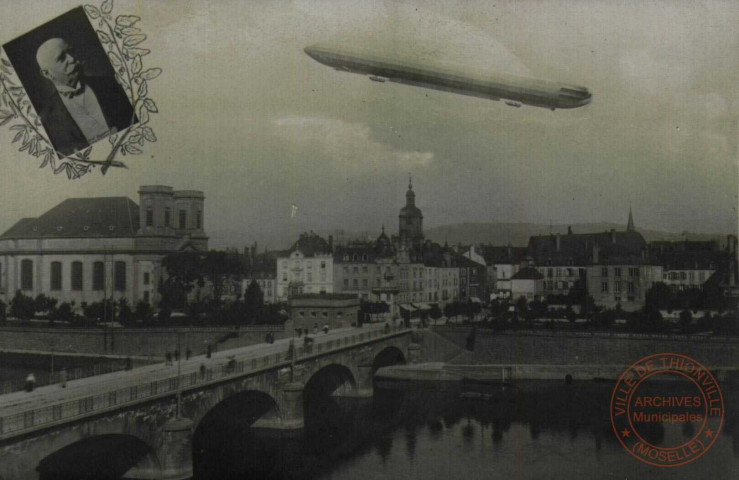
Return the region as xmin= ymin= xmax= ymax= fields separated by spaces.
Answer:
xmin=0 ymin=324 xmax=411 ymax=443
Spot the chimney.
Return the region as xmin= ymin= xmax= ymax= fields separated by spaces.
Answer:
xmin=567 ymin=225 xmax=573 ymax=235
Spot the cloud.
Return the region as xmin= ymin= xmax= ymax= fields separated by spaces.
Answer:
xmin=618 ymin=49 xmax=691 ymax=96
xmin=273 ymin=116 xmax=434 ymax=171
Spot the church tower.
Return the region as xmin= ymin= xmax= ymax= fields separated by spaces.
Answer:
xmin=627 ymin=206 xmax=635 ymax=232
xmin=398 ymin=177 xmax=424 ymax=250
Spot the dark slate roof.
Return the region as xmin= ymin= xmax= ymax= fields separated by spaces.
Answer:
xmin=511 ymin=267 xmax=544 ymax=280
xmin=334 ymin=242 xmax=378 ymax=263
xmin=289 ymin=232 xmax=331 ymax=257
xmin=479 ymin=245 xmax=528 ymax=265
xmin=0 ymin=197 xmax=139 ymax=239
xmin=527 ymin=230 xmax=647 ymax=266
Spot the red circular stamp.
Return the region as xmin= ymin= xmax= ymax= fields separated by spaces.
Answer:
xmin=610 ymin=353 xmax=724 ymax=467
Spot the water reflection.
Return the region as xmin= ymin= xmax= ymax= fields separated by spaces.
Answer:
xmin=195 ymin=380 xmax=738 ymax=480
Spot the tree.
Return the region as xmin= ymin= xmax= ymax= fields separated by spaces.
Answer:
xmin=118 ymin=298 xmax=135 ymax=327
xmin=679 ymin=309 xmax=693 ymax=333
xmin=34 ymin=294 xmax=58 ymax=316
xmin=0 ymin=299 xmax=7 ymax=323
xmin=52 ymin=302 xmax=76 ymax=323
xmin=135 ymin=300 xmax=153 ymax=325
xmin=10 ymin=290 xmax=36 ymax=320
xmin=429 ymin=304 xmax=442 ymax=325
xmin=244 ymin=280 xmax=265 ymax=324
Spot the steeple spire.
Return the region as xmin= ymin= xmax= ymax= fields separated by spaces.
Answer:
xmin=627 ymin=206 xmax=635 ymax=232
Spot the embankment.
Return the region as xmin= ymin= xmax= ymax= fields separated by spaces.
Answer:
xmin=0 ymin=325 xmax=285 ymax=358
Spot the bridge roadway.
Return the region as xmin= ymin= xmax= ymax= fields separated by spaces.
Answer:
xmin=0 ymin=323 xmax=410 ymax=442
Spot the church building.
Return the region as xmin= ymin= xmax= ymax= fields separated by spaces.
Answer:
xmin=0 ymin=185 xmax=208 ymax=309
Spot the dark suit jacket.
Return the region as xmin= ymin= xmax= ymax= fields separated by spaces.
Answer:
xmin=37 ymin=76 xmax=136 ymax=157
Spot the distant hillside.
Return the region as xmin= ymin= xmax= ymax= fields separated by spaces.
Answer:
xmin=425 ymin=222 xmax=731 ymax=247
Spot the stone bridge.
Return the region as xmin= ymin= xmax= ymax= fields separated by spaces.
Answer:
xmin=0 ymin=325 xmax=420 ymax=480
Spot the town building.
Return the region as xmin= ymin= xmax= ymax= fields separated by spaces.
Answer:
xmin=276 ymin=232 xmax=333 ymax=301
xmin=0 ymin=185 xmax=207 ymax=309
xmin=287 ymin=293 xmax=360 ymax=331
xmin=479 ymin=245 xmax=527 ymax=299
xmin=510 ymin=267 xmax=544 ymax=301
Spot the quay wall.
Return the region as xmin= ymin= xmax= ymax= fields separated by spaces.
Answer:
xmin=433 ymin=327 xmax=739 ymax=367
xmin=0 ymin=326 xmax=286 ymax=358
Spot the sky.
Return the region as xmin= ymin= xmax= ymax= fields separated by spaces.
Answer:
xmin=0 ymin=0 xmax=736 ymax=249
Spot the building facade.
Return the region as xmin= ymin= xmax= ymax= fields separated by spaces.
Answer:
xmin=0 ymin=185 xmax=208 ymax=309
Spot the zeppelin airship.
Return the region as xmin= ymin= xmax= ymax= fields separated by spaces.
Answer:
xmin=304 ymin=44 xmax=591 ymax=110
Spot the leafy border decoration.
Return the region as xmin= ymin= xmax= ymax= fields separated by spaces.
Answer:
xmin=0 ymin=0 xmax=161 ymax=178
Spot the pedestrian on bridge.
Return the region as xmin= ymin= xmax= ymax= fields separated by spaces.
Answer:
xmin=186 ymin=348 xmax=192 ymax=360
xmin=59 ymin=368 xmax=67 ymax=388
xmin=25 ymin=373 xmax=36 ymax=392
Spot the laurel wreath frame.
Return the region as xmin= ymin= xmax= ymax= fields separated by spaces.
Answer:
xmin=0 ymin=0 xmax=161 ymax=179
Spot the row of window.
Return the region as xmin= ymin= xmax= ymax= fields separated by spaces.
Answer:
xmin=21 ymin=260 xmax=128 ymax=292
xmin=600 ymin=267 xmax=640 ymax=278
xmin=145 ymin=207 xmax=202 ymax=229
xmin=601 ymin=281 xmax=636 ymax=294
xmin=544 ymin=281 xmax=573 ymax=291
xmin=297 ymin=311 xmax=344 ymax=318
xmin=663 ymin=271 xmax=707 ymax=282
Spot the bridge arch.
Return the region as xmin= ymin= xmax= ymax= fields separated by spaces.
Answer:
xmin=37 ymin=434 xmax=160 ymax=480
xmin=304 ymin=363 xmax=357 ymax=401
xmin=193 ymin=389 xmax=281 ymax=479
xmin=372 ymin=346 xmax=407 ymax=374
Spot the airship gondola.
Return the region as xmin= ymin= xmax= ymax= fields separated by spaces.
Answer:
xmin=304 ymin=45 xmax=591 ymax=110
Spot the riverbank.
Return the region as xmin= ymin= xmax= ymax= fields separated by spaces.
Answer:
xmin=376 ymin=362 xmax=739 ymax=384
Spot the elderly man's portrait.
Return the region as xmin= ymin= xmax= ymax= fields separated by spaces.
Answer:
xmin=3 ymin=7 xmax=136 ymax=158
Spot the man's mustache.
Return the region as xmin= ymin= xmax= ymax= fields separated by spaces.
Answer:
xmin=67 ymin=60 xmax=84 ymax=74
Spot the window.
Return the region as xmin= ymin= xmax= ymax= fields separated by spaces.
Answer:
xmin=179 ymin=210 xmax=187 ymax=229
xmin=343 ymin=279 xmax=349 ymax=287
xmin=143 ymin=272 xmax=150 ymax=285
xmin=21 ymin=259 xmax=33 ymax=290
xmin=196 ymin=211 xmax=202 ymax=229
xmin=680 ymin=272 xmax=687 ymax=280
xmin=615 ymin=281 xmax=621 ymax=293
xmin=362 ymin=278 xmax=368 ymax=287
xmin=362 ymin=266 xmax=368 ymax=274
xmin=601 ymin=282 xmax=609 ymax=293
xmin=322 ymin=312 xmax=328 ymax=318
xmin=51 ymin=262 xmax=62 ymax=290
xmin=614 ymin=267 xmax=621 ymax=277
xmin=547 ymin=268 xmax=553 ymax=278
xmin=143 ymin=291 xmax=150 ymax=303
xmin=353 ymin=266 xmax=358 ymax=274
xmin=145 ymin=208 xmax=153 ymax=227
xmin=114 ymin=261 xmax=126 ymax=291
xmin=699 ymin=271 xmax=705 ymax=281
xmin=311 ymin=312 xmax=317 ymax=317
xmin=164 ymin=207 xmax=171 ymax=227
xmin=627 ymin=282 xmax=635 ymax=294
xmin=71 ymin=261 xmax=83 ymax=291
xmin=601 ymin=267 xmax=608 ymax=277
xmin=321 ymin=261 xmax=326 ymax=269
xmin=93 ymin=262 xmax=105 ymax=291
xmin=343 ymin=266 xmax=349 ymax=274
xmin=353 ymin=279 xmax=358 ymax=288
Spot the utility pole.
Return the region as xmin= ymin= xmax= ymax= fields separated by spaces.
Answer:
xmin=176 ymin=331 xmax=182 ymax=418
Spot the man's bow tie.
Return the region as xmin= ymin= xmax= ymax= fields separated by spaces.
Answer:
xmin=59 ymin=84 xmax=85 ymax=99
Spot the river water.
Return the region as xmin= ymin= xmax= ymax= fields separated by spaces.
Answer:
xmin=194 ymin=380 xmax=738 ymax=479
